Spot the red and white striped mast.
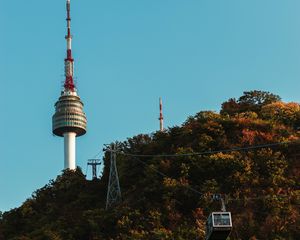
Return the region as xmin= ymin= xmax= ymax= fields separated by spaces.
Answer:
xmin=64 ymin=0 xmax=75 ymax=92
xmin=159 ymin=97 xmax=164 ymax=131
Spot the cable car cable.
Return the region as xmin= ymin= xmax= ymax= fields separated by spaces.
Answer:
xmin=131 ymin=156 xmax=300 ymax=205
xmin=134 ymin=157 xmax=203 ymax=196
xmin=118 ymin=139 xmax=299 ymax=158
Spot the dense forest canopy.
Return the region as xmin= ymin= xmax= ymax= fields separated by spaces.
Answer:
xmin=1 ymin=91 xmax=299 ymax=240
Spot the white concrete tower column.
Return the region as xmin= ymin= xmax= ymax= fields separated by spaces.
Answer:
xmin=63 ymin=132 xmax=77 ymax=170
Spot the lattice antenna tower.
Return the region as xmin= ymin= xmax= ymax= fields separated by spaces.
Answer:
xmin=106 ymin=144 xmax=122 ymax=209
xmin=159 ymin=97 xmax=164 ymax=132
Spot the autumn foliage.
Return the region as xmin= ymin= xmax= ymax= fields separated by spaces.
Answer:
xmin=0 ymin=91 xmax=299 ymax=240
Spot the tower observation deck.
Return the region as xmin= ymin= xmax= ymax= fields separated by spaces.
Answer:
xmin=52 ymin=0 xmax=87 ymax=170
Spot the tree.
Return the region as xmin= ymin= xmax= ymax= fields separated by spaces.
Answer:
xmin=221 ymin=90 xmax=281 ymax=115
xmin=238 ymin=90 xmax=281 ymax=106
xmin=261 ymin=101 xmax=300 ymax=127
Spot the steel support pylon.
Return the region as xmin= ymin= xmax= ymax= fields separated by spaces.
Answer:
xmin=87 ymin=159 xmax=101 ymax=179
xmin=106 ymin=144 xmax=121 ymax=209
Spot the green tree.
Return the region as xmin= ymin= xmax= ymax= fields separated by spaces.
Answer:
xmin=221 ymin=90 xmax=281 ymax=115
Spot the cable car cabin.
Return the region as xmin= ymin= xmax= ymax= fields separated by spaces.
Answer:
xmin=205 ymin=212 xmax=232 ymax=240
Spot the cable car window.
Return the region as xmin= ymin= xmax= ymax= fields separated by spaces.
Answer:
xmin=221 ymin=213 xmax=230 ymax=225
xmin=213 ymin=214 xmax=222 ymax=226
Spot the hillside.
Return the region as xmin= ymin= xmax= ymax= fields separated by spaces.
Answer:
xmin=0 ymin=91 xmax=299 ymax=240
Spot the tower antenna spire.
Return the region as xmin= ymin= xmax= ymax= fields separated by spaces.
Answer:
xmin=64 ymin=0 xmax=75 ymax=91
xmin=159 ymin=97 xmax=164 ymax=131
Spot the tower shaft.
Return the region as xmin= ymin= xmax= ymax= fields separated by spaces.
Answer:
xmin=64 ymin=132 xmax=76 ymax=170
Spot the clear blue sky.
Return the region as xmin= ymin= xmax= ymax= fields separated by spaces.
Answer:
xmin=1 ymin=0 xmax=300 ymax=212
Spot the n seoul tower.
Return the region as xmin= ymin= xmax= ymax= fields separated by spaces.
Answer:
xmin=52 ymin=0 xmax=87 ymax=170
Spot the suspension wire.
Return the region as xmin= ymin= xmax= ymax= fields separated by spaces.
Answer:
xmin=96 ymin=139 xmax=299 ymax=204
xmin=130 ymin=156 xmax=299 ymax=205
xmin=119 ymin=140 xmax=299 ymax=158
xmin=91 ymin=150 xmax=102 ymax=159
xmin=227 ymin=194 xmax=297 ymax=203
xmin=134 ymin=157 xmax=203 ymax=196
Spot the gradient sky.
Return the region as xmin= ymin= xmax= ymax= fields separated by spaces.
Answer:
xmin=1 ymin=0 xmax=300 ymax=212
